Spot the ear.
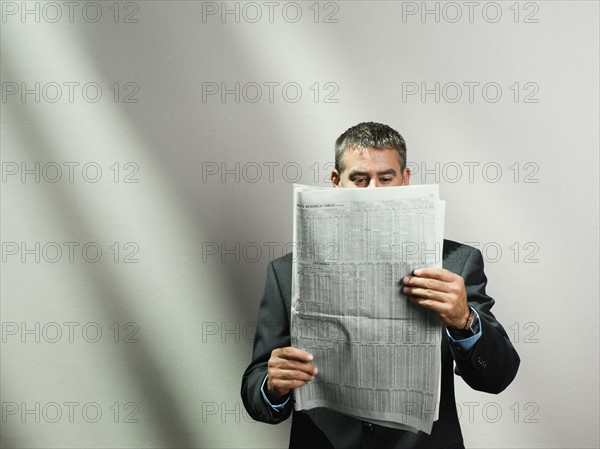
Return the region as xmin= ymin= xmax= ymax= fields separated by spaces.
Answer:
xmin=331 ymin=170 xmax=341 ymax=188
xmin=401 ymin=167 xmax=411 ymax=186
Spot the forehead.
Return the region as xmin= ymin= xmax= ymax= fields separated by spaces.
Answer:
xmin=341 ymin=147 xmax=402 ymax=170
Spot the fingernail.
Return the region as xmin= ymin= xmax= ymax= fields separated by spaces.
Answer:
xmin=413 ymin=269 xmax=422 ymax=275
xmin=314 ymin=368 xmax=318 ymax=375
xmin=307 ymin=354 xmax=313 ymax=361
xmin=402 ymin=276 xmax=408 ymax=284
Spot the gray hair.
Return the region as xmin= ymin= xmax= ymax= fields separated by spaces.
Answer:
xmin=334 ymin=122 xmax=407 ymax=173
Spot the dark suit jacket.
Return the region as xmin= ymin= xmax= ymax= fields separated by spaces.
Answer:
xmin=241 ymin=240 xmax=520 ymax=449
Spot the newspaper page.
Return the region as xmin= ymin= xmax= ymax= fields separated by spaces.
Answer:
xmin=290 ymin=184 xmax=445 ymax=434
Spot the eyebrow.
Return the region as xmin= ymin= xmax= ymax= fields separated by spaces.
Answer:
xmin=348 ymin=168 xmax=398 ymax=177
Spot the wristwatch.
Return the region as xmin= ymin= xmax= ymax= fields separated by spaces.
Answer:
xmin=450 ymin=308 xmax=480 ymax=338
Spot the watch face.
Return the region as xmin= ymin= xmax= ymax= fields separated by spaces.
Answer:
xmin=470 ymin=316 xmax=480 ymax=334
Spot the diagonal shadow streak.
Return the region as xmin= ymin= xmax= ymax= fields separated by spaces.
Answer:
xmin=74 ymin=13 xmax=299 ymax=326
xmin=1 ymin=64 xmax=197 ymax=446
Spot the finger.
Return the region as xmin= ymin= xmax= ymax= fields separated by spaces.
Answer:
xmin=274 ymin=347 xmax=314 ymax=362
xmin=271 ymin=359 xmax=319 ymax=376
xmin=412 ymin=267 xmax=456 ymax=282
xmin=270 ymin=367 xmax=317 ymax=382
xmin=403 ymin=284 xmax=453 ymax=301
xmin=409 ymin=296 xmax=448 ymax=314
xmin=401 ymin=276 xmax=450 ymax=293
xmin=410 ymin=296 xmax=433 ymax=309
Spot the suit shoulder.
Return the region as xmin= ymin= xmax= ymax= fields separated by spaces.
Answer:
xmin=271 ymin=252 xmax=293 ymax=277
xmin=443 ymin=239 xmax=481 ymax=267
xmin=443 ymin=239 xmax=477 ymax=253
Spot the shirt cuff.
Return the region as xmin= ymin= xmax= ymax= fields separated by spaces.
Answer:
xmin=260 ymin=374 xmax=290 ymax=413
xmin=446 ymin=308 xmax=483 ymax=352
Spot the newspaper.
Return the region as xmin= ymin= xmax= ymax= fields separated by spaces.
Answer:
xmin=290 ymin=184 xmax=445 ymax=434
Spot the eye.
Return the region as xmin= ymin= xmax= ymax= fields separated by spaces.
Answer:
xmin=380 ymin=177 xmax=393 ymax=183
xmin=352 ymin=177 xmax=367 ymax=185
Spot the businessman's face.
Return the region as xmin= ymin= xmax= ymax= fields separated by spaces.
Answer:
xmin=331 ymin=147 xmax=410 ymax=188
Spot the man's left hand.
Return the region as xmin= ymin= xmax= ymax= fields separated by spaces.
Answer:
xmin=402 ymin=268 xmax=470 ymax=330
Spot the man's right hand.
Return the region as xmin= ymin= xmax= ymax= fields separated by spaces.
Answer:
xmin=266 ymin=347 xmax=318 ymax=402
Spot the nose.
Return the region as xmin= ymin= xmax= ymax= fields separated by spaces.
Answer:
xmin=367 ymin=178 xmax=378 ymax=188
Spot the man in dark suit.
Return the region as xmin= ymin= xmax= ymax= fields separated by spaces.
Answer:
xmin=241 ymin=122 xmax=520 ymax=448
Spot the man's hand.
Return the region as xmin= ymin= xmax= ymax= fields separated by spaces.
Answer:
xmin=402 ymin=268 xmax=470 ymax=330
xmin=266 ymin=347 xmax=318 ymax=402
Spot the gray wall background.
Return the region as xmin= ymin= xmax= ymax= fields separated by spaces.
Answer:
xmin=1 ymin=1 xmax=598 ymax=447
